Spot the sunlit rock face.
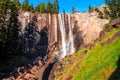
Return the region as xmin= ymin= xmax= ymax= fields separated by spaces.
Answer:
xmin=18 ymin=12 xmax=108 ymax=58
xmin=71 ymin=12 xmax=109 ymax=44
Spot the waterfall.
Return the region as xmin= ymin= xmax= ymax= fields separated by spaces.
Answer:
xmin=19 ymin=12 xmax=75 ymax=58
xmin=58 ymin=14 xmax=75 ymax=58
xmin=58 ymin=14 xmax=67 ymax=58
xmin=68 ymin=14 xmax=75 ymax=54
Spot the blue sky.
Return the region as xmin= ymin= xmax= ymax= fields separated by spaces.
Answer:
xmin=20 ymin=0 xmax=105 ymax=13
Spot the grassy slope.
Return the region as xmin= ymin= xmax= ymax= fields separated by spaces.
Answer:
xmin=55 ymin=28 xmax=120 ymax=80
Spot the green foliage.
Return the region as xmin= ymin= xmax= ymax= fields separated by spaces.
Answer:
xmin=53 ymin=0 xmax=59 ymax=13
xmin=98 ymin=11 xmax=104 ymax=19
xmin=72 ymin=6 xmax=75 ymax=14
xmin=40 ymin=2 xmax=45 ymax=13
xmin=55 ymin=49 xmax=86 ymax=80
xmin=88 ymin=5 xmax=94 ymax=13
xmin=0 ymin=56 xmax=29 ymax=71
xmin=74 ymin=20 xmax=78 ymax=26
xmin=35 ymin=5 xmax=40 ymax=12
xmin=103 ymin=23 xmax=110 ymax=30
xmin=63 ymin=9 xmax=66 ymax=14
xmin=94 ymin=8 xmax=100 ymax=12
xmin=0 ymin=0 xmax=9 ymax=2
xmin=103 ymin=6 xmax=110 ymax=19
xmin=35 ymin=2 xmax=45 ymax=13
xmin=35 ymin=0 xmax=59 ymax=14
xmin=20 ymin=0 xmax=34 ymax=12
xmin=89 ymin=5 xmax=100 ymax=13
xmin=45 ymin=1 xmax=53 ymax=13
xmin=89 ymin=6 xmax=109 ymax=19
xmin=55 ymin=28 xmax=120 ymax=80
xmin=0 ymin=1 xmax=20 ymax=57
xmin=2 ymin=0 xmax=59 ymax=13
xmin=12 ymin=0 xmax=20 ymax=9
xmin=27 ymin=4 xmax=34 ymax=12
xmin=72 ymin=32 xmax=120 ymax=80
xmin=102 ymin=28 xmax=120 ymax=41
xmin=105 ymin=0 xmax=120 ymax=19
xmin=21 ymin=0 xmax=28 ymax=11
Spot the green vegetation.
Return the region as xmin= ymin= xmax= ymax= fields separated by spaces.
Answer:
xmin=98 ymin=10 xmax=104 ymax=19
xmin=103 ymin=23 xmax=109 ymax=30
xmin=0 ymin=56 xmax=29 ymax=71
xmin=45 ymin=1 xmax=53 ymax=13
xmin=102 ymin=28 xmax=120 ymax=41
xmin=55 ymin=28 xmax=120 ymax=80
xmin=54 ymin=49 xmax=86 ymax=80
xmin=72 ymin=30 xmax=120 ymax=80
xmin=88 ymin=5 xmax=94 ymax=13
xmin=12 ymin=0 xmax=20 ymax=9
xmin=63 ymin=9 xmax=66 ymax=14
xmin=20 ymin=0 xmax=34 ymax=12
xmin=39 ymin=2 xmax=45 ymax=13
xmin=72 ymin=6 xmax=75 ymax=14
xmin=88 ymin=5 xmax=109 ymax=19
xmin=88 ymin=6 xmax=104 ymax=18
xmin=74 ymin=20 xmax=78 ymax=26
xmin=53 ymin=0 xmax=59 ymax=13
xmin=35 ymin=0 xmax=59 ymax=13
xmin=103 ymin=6 xmax=110 ymax=19
xmin=71 ymin=6 xmax=80 ymax=13
xmin=0 ymin=0 xmax=20 ymax=58
xmin=105 ymin=0 xmax=120 ymax=19
xmin=10 ymin=0 xmax=59 ymax=13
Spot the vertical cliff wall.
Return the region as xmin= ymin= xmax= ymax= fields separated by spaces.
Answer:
xmin=18 ymin=12 xmax=108 ymax=58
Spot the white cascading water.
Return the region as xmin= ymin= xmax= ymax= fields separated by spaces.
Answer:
xmin=58 ymin=14 xmax=75 ymax=58
xmin=68 ymin=14 xmax=75 ymax=54
xmin=58 ymin=14 xmax=67 ymax=58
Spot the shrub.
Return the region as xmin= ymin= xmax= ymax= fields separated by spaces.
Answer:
xmin=74 ymin=20 xmax=78 ymax=26
xmin=94 ymin=8 xmax=100 ymax=12
xmin=104 ymin=23 xmax=109 ymax=30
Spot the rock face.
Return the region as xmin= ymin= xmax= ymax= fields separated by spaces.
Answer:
xmin=18 ymin=12 xmax=108 ymax=58
xmin=71 ymin=12 xmax=108 ymax=44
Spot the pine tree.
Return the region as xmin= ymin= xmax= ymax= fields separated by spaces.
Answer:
xmin=105 ymin=0 xmax=120 ymax=19
xmin=35 ymin=5 xmax=40 ymax=12
xmin=12 ymin=0 xmax=20 ymax=9
xmin=88 ymin=5 xmax=94 ymax=13
xmin=40 ymin=2 xmax=45 ymax=13
xmin=0 ymin=0 xmax=9 ymax=2
xmin=45 ymin=1 xmax=53 ymax=13
xmin=72 ymin=6 xmax=75 ymax=14
xmin=21 ymin=0 xmax=34 ymax=12
xmin=88 ymin=5 xmax=91 ymax=12
xmin=27 ymin=4 xmax=34 ymax=12
xmin=53 ymin=0 xmax=59 ymax=13
xmin=63 ymin=9 xmax=66 ymax=14
xmin=0 ymin=1 xmax=20 ymax=58
xmin=21 ymin=0 xmax=28 ymax=11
